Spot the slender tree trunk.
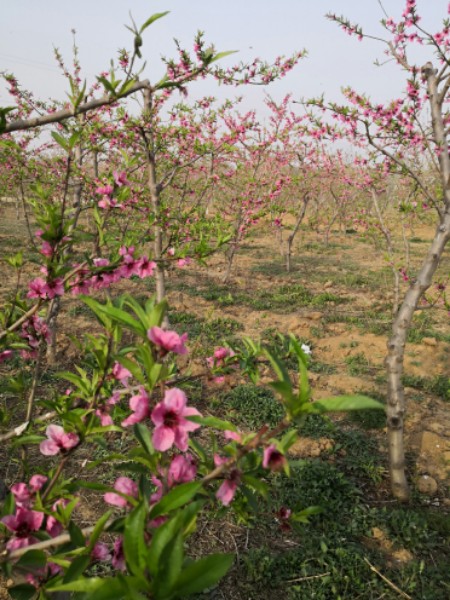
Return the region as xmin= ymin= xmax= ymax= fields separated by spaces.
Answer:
xmin=370 ymin=189 xmax=400 ymax=315
xmin=385 ymin=62 xmax=450 ymax=500
xmin=143 ymin=89 xmax=167 ymax=310
xmin=46 ymin=139 xmax=83 ymax=365
xmin=223 ymin=241 xmax=238 ymax=283
xmin=286 ymin=193 xmax=309 ymax=272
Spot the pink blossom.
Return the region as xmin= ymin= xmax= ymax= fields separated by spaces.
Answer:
xmin=1 ymin=508 xmax=44 ymax=550
xmin=46 ymin=515 xmax=63 ymax=537
xmin=11 ymin=483 xmax=33 ymax=508
xmin=96 ymin=184 xmax=114 ymax=196
xmin=0 ymin=350 xmax=13 ymax=363
xmin=40 ymin=425 xmax=79 ymax=456
xmin=40 ymin=241 xmax=53 ymax=257
xmin=104 ymin=477 xmax=138 ymax=508
xmin=262 ymin=445 xmax=287 ymax=472
xmin=121 ymin=387 xmax=150 ymax=427
xmin=113 ymin=171 xmax=129 ymax=187
xmin=135 ymin=256 xmax=156 ymax=278
xmin=96 ymin=409 xmax=114 ymax=427
xmin=93 ymin=258 xmax=110 ymax=267
xmin=91 ymin=542 xmax=111 ymax=561
xmin=112 ymin=537 xmax=126 ymax=571
xmin=45 ymin=278 xmax=64 ymax=299
xmin=177 ymin=257 xmax=191 ymax=268
xmin=150 ymin=475 xmax=164 ymax=504
xmin=29 ymin=474 xmax=48 ymax=491
xmin=148 ymin=326 xmax=188 ymax=355
xmin=27 ymin=277 xmax=48 ymax=299
xmin=216 ymin=471 xmax=241 ymax=506
xmin=167 ymin=454 xmax=197 ymax=486
xmin=112 ymin=361 xmax=131 ymax=383
xmin=224 ymin=430 xmax=242 ymax=443
xmin=151 ymin=388 xmax=201 ymax=452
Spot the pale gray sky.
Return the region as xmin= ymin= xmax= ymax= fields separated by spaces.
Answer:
xmin=0 ymin=1 xmax=448 ymax=114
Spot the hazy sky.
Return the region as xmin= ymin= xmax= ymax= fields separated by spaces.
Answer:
xmin=1 ymin=1 xmax=448 ymax=114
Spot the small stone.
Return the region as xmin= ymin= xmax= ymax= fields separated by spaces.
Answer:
xmin=416 ymin=474 xmax=438 ymax=495
xmin=372 ymin=527 xmax=385 ymax=540
xmin=309 ymin=312 xmax=323 ymax=321
xmin=422 ymin=337 xmax=437 ymax=347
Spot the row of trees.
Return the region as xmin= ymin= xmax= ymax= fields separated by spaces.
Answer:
xmin=0 ymin=1 xmax=449 ymax=597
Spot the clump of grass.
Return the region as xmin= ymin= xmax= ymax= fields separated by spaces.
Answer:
xmin=402 ymin=374 xmax=450 ymax=401
xmin=345 ymin=352 xmax=370 ymax=376
xmin=220 ymin=384 xmax=284 ymax=429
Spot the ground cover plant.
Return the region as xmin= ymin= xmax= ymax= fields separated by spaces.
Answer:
xmin=0 ymin=2 xmax=449 ymax=599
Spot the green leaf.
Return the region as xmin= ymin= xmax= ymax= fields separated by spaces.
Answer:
xmin=263 ymin=347 xmax=291 ymax=386
xmin=153 ymin=533 xmax=184 ymax=598
xmin=63 ymin=555 xmax=91 ymax=582
xmin=97 ymin=76 xmax=117 ymax=96
xmin=88 ymin=425 xmax=123 ymax=435
xmin=118 ymin=77 xmax=137 ymax=97
xmin=187 ymin=415 xmax=237 ymax=432
xmin=149 ymin=482 xmax=201 ymax=519
xmin=124 ymin=503 xmax=147 ymax=576
xmin=267 ymin=380 xmax=294 ymax=404
xmin=51 ymin=132 xmax=69 ymax=151
xmin=242 ymin=475 xmax=268 ymax=498
xmin=68 ymin=521 xmax=85 ymax=547
xmin=102 ymin=305 xmax=147 ymax=337
xmin=86 ymin=510 xmax=112 ymax=552
xmin=147 ymin=502 xmax=203 ymax=576
xmin=117 ymin=356 xmax=145 ymax=384
xmin=174 ymin=553 xmax=234 ymax=596
xmin=313 ymin=395 xmax=384 ymax=413
xmin=48 ymin=577 xmax=121 ymax=594
xmin=147 ymin=299 xmax=168 ymax=328
xmin=209 ymin=50 xmax=238 ymax=64
xmin=291 ymin=505 xmax=323 ymax=523
xmin=12 ymin=434 xmax=44 ymax=447
xmin=133 ymin=423 xmax=154 ymax=456
xmin=8 ymin=584 xmax=37 ymax=600
xmin=139 ymin=11 xmax=170 ymax=34
xmin=72 ymin=480 xmax=112 ymax=492
xmin=16 ymin=550 xmax=47 ymax=572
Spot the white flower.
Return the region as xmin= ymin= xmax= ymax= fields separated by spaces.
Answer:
xmin=301 ymin=343 xmax=312 ymax=356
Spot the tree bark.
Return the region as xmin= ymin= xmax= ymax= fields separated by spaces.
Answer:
xmin=286 ymin=193 xmax=309 ymax=272
xmin=385 ymin=62 xmax=450 ymax=500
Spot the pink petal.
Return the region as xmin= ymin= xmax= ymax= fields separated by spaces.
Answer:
xmin=164 ymin=388 xmax=187 ymax=412
xmin=152 ymin=425 xmax=175 ymax=452
xmin=40 ymin=439 xmax=60 ymax=456
xmin=216 ymin=480 xmax=238 ymax=506
xmin=46 ymin=425 xmax=65 ymax=443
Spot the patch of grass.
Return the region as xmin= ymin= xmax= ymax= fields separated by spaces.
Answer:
xmin=67 ymin=303 xmax=96 ymax=318
xmin=345 ymin=352 xmax=370 ymax=376
xmin=310 ymin=292 xmax=344 ymax=307
xmin=402 ymin=374 xmax=450 ymax=401
xmin=171 ymin=275 xmax=346 ymax=314
xmin=220 ymin=384 xmax=284 ymax=429
xmin=309 ymin=361 xmax=337 ymax=375
xmin=168 ymin=311 xmax=243 ymax=354
xmin=225 ymin=426 xmax=448 ymax=600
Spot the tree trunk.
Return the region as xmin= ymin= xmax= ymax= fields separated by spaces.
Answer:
xmin=143 ymin=90 xmax=168 ymax=319
xmin=286 ymin=194 xmax=309 ymax=272
xmin=386 ymin=61 xmax=450 ymax=500
xmin=370 ymin=189 xmax=400 ymax=315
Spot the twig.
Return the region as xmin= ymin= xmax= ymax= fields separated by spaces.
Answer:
xmin=285 ymin=572 xmax=330 ymax=583
xmin=0 ymin=410 xmax=58 ymax=443
xmin=363 ymin=557 xmax=412 ymax=599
